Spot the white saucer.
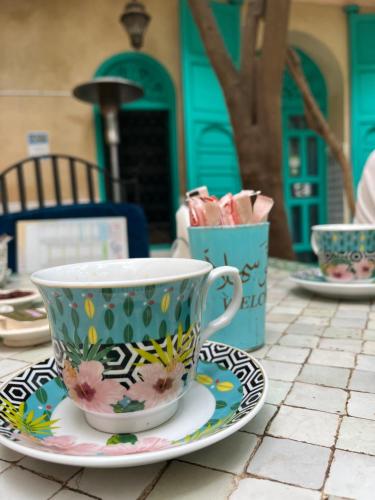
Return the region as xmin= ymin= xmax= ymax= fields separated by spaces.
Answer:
xmin=0 ymin=342 xmax=267 ymax=468
xmin=0 ymin=323 xmax=50 ymax=347
xmin=290 ymin=268 xmax=375 ymax=299
xmin=0 ymin=289 xmax=40 ymax=307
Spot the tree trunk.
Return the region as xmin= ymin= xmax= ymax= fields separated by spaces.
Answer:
xmin=188 ymin=0 xmax=295 ymax=260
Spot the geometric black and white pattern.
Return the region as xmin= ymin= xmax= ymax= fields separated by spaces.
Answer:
xmin=53 ymin=327 xmax=199 ymax=389
xmin=199 ymin=342 xmax=265 ymax=424
xmin=0 ymin=357 xmax=59 ymax=407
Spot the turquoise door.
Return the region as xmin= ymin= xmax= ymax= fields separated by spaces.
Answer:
xmin=282 ymin=50 xmax=328 ymax=260
xmin=180 ymin=0 xmax=241 ymax=197
xmin=347 ymin=7 xmax=375 ymax=187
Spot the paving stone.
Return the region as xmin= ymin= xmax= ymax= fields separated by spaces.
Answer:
xmin=368 ymin=320 xmax=375 ymax=330
xmin=357 ymin=354 xmax=375 ymax=372
xmin=230 ymin=478 xmax=320 ymax=500
xmin=279 ymin=334 xmax=319 ymax=348
xmin=242 ymin=404 xmax=278 ymax=435
xmin=297 ymin=364 xmax=350 ymax=389
xmin=251 ymin=345 xmax=270 ymax=359
xmin=285 ymin=382 xmax=347 ymax=414
xmin=337 ymin=416 xmax=375 ymax=455
xmin=51 ymin=490 xmax=93 ymax=500
xmin=0 ymin=444 xmax=23 ymax=462
xmin=334 ymin=309 xmax=368 ymax=319
xmin=265 ymin=380 xmax=292 ymax=405
xmin=322 ymin=327 xmax=362 ymax=340
xmin=308 ymin=349 xmax=355 ymax=369
xmin=260 ymin=359 xmax=301 ymax=382
xmin=0 ymin=467 xmax=60 ymax=499
xmin=268 ymin=405 xmax=339 ymax=446
xmin=12 ymin=343 xmax=52 ymax=362
xmin=295 ymin=316 xmax=330 ymax=326
xmin=248 ymin=437 xmax=330 ymax=489
xmin=287 ymin=324 xmax=324 ymax=336
xmin=325 ymin=450 xmax=375 ymax=499
xmin=331 ymin=317 xmax=367 ymax=329
xmin=69 ymin=463 xmax=165 ymax=500
xmin=364 ymin=329 xmax=375 ymax=340
xmin=19 ymin=457 xmax=80 ymax=481
xmin=348 ymin=391 xmax=375 ymax=420
xmin=303 ymin=308 xmax=334 ymax=318
xmin=147 ymin=462 xmax=234 ymax=500
xmin=182 ymin=432 xmax=258 ymax=474
xmin=319 ymin=338 xmax=362 ymax=353
xmin=349 ymin=369 xmax=375 ymax=393
xmin=267 ymin=345 xmax=310 ymax=364
xmin=267 ymin=313 xmax=298 ymax=323
xmin=362 ymin=341 xmax=375 ymax=355
xmin=0 ymin=359 xmax=28 ymax=378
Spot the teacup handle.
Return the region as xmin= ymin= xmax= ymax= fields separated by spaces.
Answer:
xmin=200 ymin=266 xmax=243 ymax=345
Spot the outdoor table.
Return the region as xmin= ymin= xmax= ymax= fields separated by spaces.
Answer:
xmin=0 ymin=260 xmax=374 ymax=499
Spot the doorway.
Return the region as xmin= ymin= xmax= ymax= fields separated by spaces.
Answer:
xmin=94 ymin=52 xmax=178 ymax=246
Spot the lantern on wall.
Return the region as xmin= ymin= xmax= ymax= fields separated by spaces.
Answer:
xmin=120 ymin=1 xmax=151 ymax=50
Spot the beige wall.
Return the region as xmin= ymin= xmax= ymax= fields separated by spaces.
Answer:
xmin=0 ymin=0 xmax=184 ymax=201
xmin=1 ymin=0 xmax=375 ymax=203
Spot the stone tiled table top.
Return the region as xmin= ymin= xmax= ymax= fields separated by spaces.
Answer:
xmin=1 ymin=263 xmax=375 ymax=499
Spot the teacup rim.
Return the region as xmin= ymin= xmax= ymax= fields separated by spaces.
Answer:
xmin=312 ymin=224 xmax=375 ymax=232
xmin=31 ymin=258 xmax=213 ymax=288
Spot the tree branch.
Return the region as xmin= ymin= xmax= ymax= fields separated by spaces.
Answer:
xmin=240 ymin=0 xmax=263 ymax=121
xmin=286 ymin=48 xmax=356 ymax=217
xmin=188 ymin=0 xmax=238 ymax=88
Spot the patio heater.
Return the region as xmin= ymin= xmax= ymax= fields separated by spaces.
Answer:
xmin=72 ymin=77 xmax=144 ymax=202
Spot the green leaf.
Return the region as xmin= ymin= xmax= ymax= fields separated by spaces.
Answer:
xmin=49 ymin=306 xmax=56 ymax=324
xmin=62 ymin=288 xmax=73 ymax=301
xmin=74 ymin=330 xmax=81 ymax=348
xmin=159 ymin=320 xmax=167 ymax=339
xmin=123 ymin=324 xmax=133 ymax=343
xmin=215 ymin=400 xmax=227 ymax=410
xmin=83 ymin=336 xmax=90 ymax=359
xmin=55 ymin=297 xmax=63 ymax=315
xmin=180 ymin=279 xmax=189 ymax=294
xmin=102 ymin=288 xmax=113 ymax=302
xmin=71 ymin=309 xmax=80 ymax=331
xmin=112 ymin=400 xmax=145 ymax=413
xmin=185 ymin=314 xmax=191 ymax=331
xmin=123 ymin=296 xmax=134 ymax=317
xmin=145 ymin=284 xmax=156 ymax=299
xmin=61 ymin=323 xmax=70 ymax=343
xmin=143 ymin=306 xmax=152 ymax=327
xmin=54 ymin=377 xmax=66 ymax=390
xmin=231 ymin=402 xmax=240 ymax=411
xmin=175 ymin=301 xmax=182 ymax=321
xmin=143 ymin=334 xmax=150 ymax=342
xmin=217 ymin=363 xmax=227 ymax=371
xmin=35 ymin=387 xmax=48 ymax=404
xmin=106 ymin=433 xmax=137 ymax=446
xmin=105 ymin=309 xmax=115 ymax=330
xmin=107 ymin=337 xmax=114 ymax=345
xmin=87 ymin=342 xmax=101 ymax=361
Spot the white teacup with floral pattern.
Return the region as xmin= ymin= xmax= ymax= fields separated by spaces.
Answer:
xmin=31 ymin=259 xmax=242 ymax=433
xmin=311 ymin=224 xmax=375 ymax=283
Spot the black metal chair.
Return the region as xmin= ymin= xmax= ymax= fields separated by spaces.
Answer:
xmin=0 ymin=153 xmax=141 ymax=213
xmin=0 ymin=154 xmax=148 ymax=270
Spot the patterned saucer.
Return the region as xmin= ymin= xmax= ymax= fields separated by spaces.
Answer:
xmin=290 ymin=268 xmax=375 ymax=299
xmin=0 ymin=341 xmax=267 ymax=468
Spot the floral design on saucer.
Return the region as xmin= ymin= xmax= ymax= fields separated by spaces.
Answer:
xmin=0 ymin=342 xmax=265 ymax=458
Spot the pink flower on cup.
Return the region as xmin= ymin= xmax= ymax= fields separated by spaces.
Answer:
xmin=125 ymin=362 xmax=185 ymax=409
xmin=325 ymin=264 xmax=353 ymax=281
xmin=62 ymin=360 xmax=126 ymax=413
xmin=352 ymin=259 xmax=375 ymax=280
xmin=102 ymin=437 xmax=170 ymax=456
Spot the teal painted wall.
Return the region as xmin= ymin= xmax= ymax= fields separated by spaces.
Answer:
xmin=347 ymin=7 xmax=375 ymax=187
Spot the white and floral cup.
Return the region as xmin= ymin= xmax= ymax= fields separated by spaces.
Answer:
xmin=31 ymin=258 xmax=242 ymax=433
xmin=311 ymin=224 xmax=375 ymax=282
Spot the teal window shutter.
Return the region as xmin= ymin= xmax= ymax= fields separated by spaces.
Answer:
xmin=180 ymin=0 xmax=242 ymax=197
xmin=347 ymin=7 xmax=375 ymax=187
